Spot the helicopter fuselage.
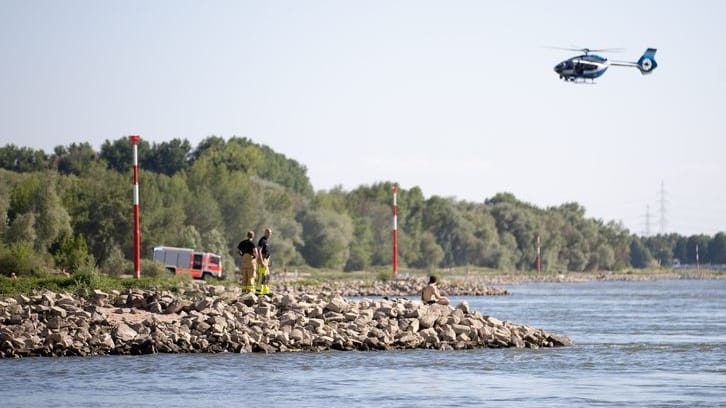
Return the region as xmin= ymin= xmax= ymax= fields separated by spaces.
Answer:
xmin=552 ymin=48 xmax=657 ymax=83
xmin=554 ymin=54 xmax=609 ymax=81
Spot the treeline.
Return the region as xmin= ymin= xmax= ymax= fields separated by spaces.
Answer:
xmin=0 ymin=137 xmax=724 ymax=278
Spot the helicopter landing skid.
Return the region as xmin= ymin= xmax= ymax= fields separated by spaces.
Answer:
xmin=566 ymin=77 xmax=597 ymax=85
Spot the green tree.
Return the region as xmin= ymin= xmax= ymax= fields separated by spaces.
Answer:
xmin=0 ymin=194 xmax=8 ymax=240
xmin=673 ymin=237 xmax=688 ymax=264
xmin=588 ymin=243 xmax=615 ymax=271
xmin=178 ymin=225 xmax=203 ymax=249
xmin=184 ymin=187 xmax=223 ymax=235
xmin=299 ymin=209 xmax=353 ymax=269
xmin=708 ymin=232 xmax=726 ymax=264
xmin=345 ymin=217 xmax=373 ymax=271
xmin=5 ymin=173 xmax=71 ymax=252
xmin=409 ymin=231 xmax=444 ymax=269
xmin=601 ymin=220 xmax=632 ymax=270
xmin=565 ymin=247 xmax=588 ymax=271
xmin=7 ymin=174 xmax=41 ymax=222
xmin=192 ymin=136 xmax=313 ymax=196
xmin=540 ymin=212 xmax=568 ymax=272
xmin=629 ymin=237 xmax=653 ymax=268
xmin=202 ymin=228 xmax=228 ymax=255
xmin=101 ymin=245 xmax=132 ymax=276
xmin=686 ymin=235 xmax=711 ymax=264
xmin=495 ymin=231 xmax=518 ymax=270
xmin=186 ymin=154 xmax=255 ymax=247
xmin=397 ymin=186 xmax=427 ymax=266
xmin=51 ymin=142 xmax=97 ymax=176
xmin=63 ymin=168 xmax=130 ymax=264
xmin=190 ymin=135 xmax=226 ymax=161
xmin=33 ymin=175 xmax=72 ymax=251
xmin=144 ymin=138 xmax=192 ymax=176
xmin=0 ymin=145 xmax=48 ymax=172
xmin=5 ymin=212 xmax=37 ymax=245
xmin=644 ymin=234 xmax=676 ymax=267
xmin=53 ymin=234 xmax=93 ymax=273
xmin=100 ymin=137 xmax=151 ymax=173
xmin=489 ymin=198 xmax=542 ymax=270
xmin=267 ymin=216 xmax=305 ymax=269
xmin=140 ymin=172 xmax=188 ymax=252
xmin=0 ymin=242 xmax=42 ymax=276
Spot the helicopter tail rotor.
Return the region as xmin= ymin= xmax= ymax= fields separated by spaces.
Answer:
xmin=636 ymin=48 xmax=658 ymax=74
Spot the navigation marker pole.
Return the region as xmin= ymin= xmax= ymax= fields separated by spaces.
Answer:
xmin=536 ymin=234 xmax=541 ymax=273
xmin=392 ymin=184 xmax=398 ymax=276
xmin=696 ymin=244 xmax=700 ymax=273
xmin=130 ymin=135 xmax=141 ymax=280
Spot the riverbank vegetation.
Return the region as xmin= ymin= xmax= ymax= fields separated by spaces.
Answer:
xmin=1 ymin=137 xmax=725 ymax=283
xmin=1 ymin=265 xmax=721 ymax=298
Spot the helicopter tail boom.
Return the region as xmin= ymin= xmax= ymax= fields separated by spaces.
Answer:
xmin=610 ymin=48 xmax=658 ymax=74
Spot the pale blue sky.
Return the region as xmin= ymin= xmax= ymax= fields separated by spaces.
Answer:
xmin=1 ymin=1 xmax=724 ymax=235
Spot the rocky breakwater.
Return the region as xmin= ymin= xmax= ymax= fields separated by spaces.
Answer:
xmin=0 ymin=287 xmax=571 ymax=358
xmin=278 ymin=277 xmax=510 ymax=297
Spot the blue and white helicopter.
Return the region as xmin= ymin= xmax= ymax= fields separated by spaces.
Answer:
xmin=553 ymin=47 xmax=658 ymax=83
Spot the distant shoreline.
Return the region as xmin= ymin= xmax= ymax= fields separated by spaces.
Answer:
xmin=277 ymin=268 xmax=725 ymax=290
xmin=451 ymin=270 xmax=726 ymax=287
xmin=269 ymin=269 xmax=724 ymax=298
xmin=0 ymin=268 xmax=721 ymax=299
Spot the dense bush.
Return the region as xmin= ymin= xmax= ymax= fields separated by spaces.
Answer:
xmin=0 ymin=242 xmax=44 ymax=276
xmin=140 ymin=259 xmax=168 ymax=279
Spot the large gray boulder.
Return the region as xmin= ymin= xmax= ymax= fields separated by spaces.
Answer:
xmin=114 ymin=323 xmax=138 ymax=342
xmin=325 ymin=296 xmax=349 ymax=313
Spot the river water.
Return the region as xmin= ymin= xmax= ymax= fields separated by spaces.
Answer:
xmin=1 ymin=280 xmax=724 ymax=407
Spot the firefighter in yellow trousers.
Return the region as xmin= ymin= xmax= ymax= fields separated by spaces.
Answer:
xmin=237 ymin=230 xmax=259 ymax=294
xmin=256 ymin=228 xmax=272 ymax=295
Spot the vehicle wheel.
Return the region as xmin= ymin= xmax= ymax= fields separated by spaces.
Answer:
xmin=166 ymin=267 xmax=176 ymax=276
xmin=202 ymin=272 xmax=213 ymax=280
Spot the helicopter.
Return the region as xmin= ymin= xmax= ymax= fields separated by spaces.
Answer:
xmin=553 ymin=47 xmax=658 ymax=83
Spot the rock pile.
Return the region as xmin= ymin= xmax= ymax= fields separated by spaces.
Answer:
xmin=278 ymin=277 xmax=509 ymax=297
xmin=0 ymin=286 xmax=571 ymax=358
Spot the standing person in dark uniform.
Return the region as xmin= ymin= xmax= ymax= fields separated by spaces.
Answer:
xmin=237 ymin=231 xmax=259 ymax=294
xmin=255 ymin=228 xmax=272 ymax=295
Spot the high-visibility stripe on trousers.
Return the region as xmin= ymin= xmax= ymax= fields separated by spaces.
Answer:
xmin=256 ymin=263 xmax=270 ymax=295
xmin=241 ymin=254 xmax=257 ymax=294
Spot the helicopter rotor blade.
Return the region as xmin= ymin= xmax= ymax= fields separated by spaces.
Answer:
xmin=542 ymin=46 xmax=624 ymax=54
xmin=586 ymin=48 xmax=624 ymax=53
xmin=542 ymin=46 xmax=583 ymax=52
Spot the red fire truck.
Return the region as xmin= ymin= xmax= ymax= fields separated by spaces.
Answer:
xmin=152 ymin=246 xmax=223 ymax=280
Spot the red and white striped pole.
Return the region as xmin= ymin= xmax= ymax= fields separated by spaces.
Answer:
xmin=392 ymin=184 xmax=398 ymax=276
xmin=536 ymin=234 xmax=541 ymax=273
xmin=130 ymin=135 xmax=141 ymax=279
xmin=695 ymin=244 xmax=700 ymax=273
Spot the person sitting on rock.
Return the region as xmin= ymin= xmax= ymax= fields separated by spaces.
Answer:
xmin=421 ymin=275 xmax=450 ymax=305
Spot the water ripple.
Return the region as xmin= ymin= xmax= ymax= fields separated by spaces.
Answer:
xmin=1 ymin=280 xmax=724 ymax=408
